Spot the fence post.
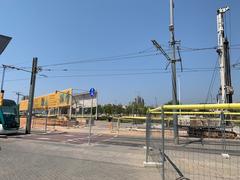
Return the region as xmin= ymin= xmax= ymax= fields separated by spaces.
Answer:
xmin=31 ymin=117 xmax=34 ymax=129
xmin=45 ymin=112 xmax=48 ymax=133
xmin=161 ymin=107 xmax=165 ymax=180
xmin=145 ymin=113 xmax=151 ymax=163
xmin=54 ymin=117 xmax=56 ymax=130
xmin=220 ymin=111 xmax=226 ymax=153
xmin=117 ymin=118 xmax=120 ymax=136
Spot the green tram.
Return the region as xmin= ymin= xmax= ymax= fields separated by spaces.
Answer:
xmin=0 ymin=99 xmax=20 ymax=134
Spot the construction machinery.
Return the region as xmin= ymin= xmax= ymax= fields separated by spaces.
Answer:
xmin=179 ymin=116 xmax=237 ymax=139
xmin=179 ymin=6 xmax=238 ymax=139
xmin=216 ymin=6 xmax=233 ymax=104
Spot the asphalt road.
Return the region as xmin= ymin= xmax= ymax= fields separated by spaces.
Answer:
xmin=0 ymin=132 xmax=160 ymax=180
xmin=103 ymin=135 xmax=240 ymax=155
xmin=11 ymin=132 xmax=239 ymax=157
xmin=10 ymin=131 xmax=115 ymax=144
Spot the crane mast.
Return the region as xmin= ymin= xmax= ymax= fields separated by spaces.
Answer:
xmin=217 ymin=6 xmax=233 ymax=103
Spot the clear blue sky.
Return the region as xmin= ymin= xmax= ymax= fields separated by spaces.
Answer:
xmin=0 ymin=0 xmax=239 ymax=105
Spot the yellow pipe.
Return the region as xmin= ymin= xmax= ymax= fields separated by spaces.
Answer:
xmin=151 ymin=111 xmax=240 ymax=115
xmin=121 ymin=116 xmax=146 ymax=120
xmin=163 ymin=103 xmax=240 ymax=110
xmin=121 ymin=111 xmax=240 ymax=117
xmin=226 ymin=119 xmax=240 ymax=122
xmin=120 ymin=116 xmax=170 ymax=121
xmin=120 ymin=116 xmax=240 ymax=122
xmin=150 ymin=103 xmax=240 ymax=112
xmin=151 ymin=111 xmax=219 ymax=115
xmin=149 ymin=106 xmax=162 ymax=112
xmin=225 ymin=112 xmax=240 ymax=115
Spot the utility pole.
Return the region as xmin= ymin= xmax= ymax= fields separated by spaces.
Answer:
xmin=1 ymin=65 xmax=7 ymax=91
xmin=0 ymin=63 xmax=44 ymax=109
xmin=151 ymin=0 xmax=180 ymax=144
xmin=169 ymin=0 xmax=179 ymax=144
xmin=16 ymin=92 xmax=20 ymax=105
xmin=1 ymin=64 xmax=26 ymax=105
xmin=1 ymin=64 xmax=23 ymax=92
xmin=217 ymin=6 xmax=233 ymax=104
xmin=16 ymin=92 xmax=24 ymax=105
xmin=0 ymin=65 xmax=7 ymax=105
xmin=25 ymin=58 xmax=38 ymax=134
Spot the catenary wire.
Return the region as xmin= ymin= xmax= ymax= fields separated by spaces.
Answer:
xmin=4 ymin=68 xmax=221 ymax=82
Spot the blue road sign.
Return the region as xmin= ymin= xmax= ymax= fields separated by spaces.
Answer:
xmin=89 ymin=88 xmax=95 ymax=97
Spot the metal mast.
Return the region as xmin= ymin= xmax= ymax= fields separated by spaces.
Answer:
xmin=169 ymin=0 xmax=179 ymax=144
xmin=217 ymin=7 xmax=233 ymax=103
xmin=152 ymin=0 xmax=181 ymax=144
xmin=25 ymin=58 xmax=38 ymax=134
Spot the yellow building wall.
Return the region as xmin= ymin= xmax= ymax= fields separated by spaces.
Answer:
xmin=19 ymin=88 xmax=72 ymax=111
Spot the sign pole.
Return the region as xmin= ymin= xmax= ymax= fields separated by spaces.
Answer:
xmin=88 ymin=88 xmax=95 ymax=145
xmin=95 ymin=92 xmax=98 ymax=120
xmin=69 ymin=94 xmax=72 ymax=120
xmin=88 ymin=97 xmax=93 ymax=145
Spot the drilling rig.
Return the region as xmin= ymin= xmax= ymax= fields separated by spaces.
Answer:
xmin=216 ymin=6 xmax=234 ymax=103
xmin=185 ymin=6 xmax=237 ymax=139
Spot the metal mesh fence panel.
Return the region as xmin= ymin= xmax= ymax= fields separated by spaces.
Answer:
xmin=111 ymin=118 xmax=120 ymax=134
xmin=31 ymin=116 xmax=68 ymax=133
xmin=145 ymin=114 xmax=164 ymax=177
xmin=146 ymin=110 xmax=240 ymax=180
